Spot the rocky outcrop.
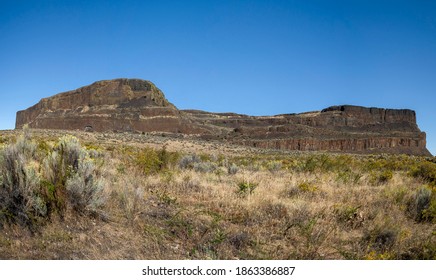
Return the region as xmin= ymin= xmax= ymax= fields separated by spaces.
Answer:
xmin=16 ymin=79 xmax=203 ymax=134
xmin=16 ymin=79 xmax=431 ymax=156
xmin=184 ymin=106 xmax=429 ymax=156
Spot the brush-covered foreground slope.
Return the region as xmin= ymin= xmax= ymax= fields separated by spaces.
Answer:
xmin=16 ymin=78 xmax=431 ymax=156
xmin=0 ymin=129 xmax=435 ymax=259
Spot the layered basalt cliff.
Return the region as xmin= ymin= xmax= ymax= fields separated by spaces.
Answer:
xmin=16 ymin=79 xmax=203 ymax=134
xmin=16 ymin=79 xmax=431 ymax=156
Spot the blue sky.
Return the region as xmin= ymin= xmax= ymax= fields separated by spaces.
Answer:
xmin=1 ymin=0 xmax=435 ymax=154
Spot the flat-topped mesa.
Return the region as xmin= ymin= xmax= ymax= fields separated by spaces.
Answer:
xmin=15 ymin=79 xmax=431 ymax=156
xmin=321 ymin=105 xmax=417 ymax=126
xmin=184 ymin=105 xmax=430 ymax=155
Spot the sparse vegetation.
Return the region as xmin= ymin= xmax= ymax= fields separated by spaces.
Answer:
xmin=0 ymin=131 xmax=106 ymax=231
xmin=0 ymin=129 xmax=434 ymax=259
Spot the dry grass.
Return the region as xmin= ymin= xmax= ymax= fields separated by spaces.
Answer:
xmin=0 ymin=129 xmax=435 ymax=259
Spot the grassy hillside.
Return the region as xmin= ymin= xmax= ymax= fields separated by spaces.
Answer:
xmin=0 ymin=129 xmax=435 ymax=259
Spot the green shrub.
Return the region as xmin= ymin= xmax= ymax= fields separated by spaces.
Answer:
xmin=410 ymin=162 xmax=436 ymax=185
xmin=369 ymin=170 xmax=393 ymax=185
xmin=36 ymin=139 xmax=52 ymax=157
xmin=422 ymin=196 xmax=436 ymax=223
xmin=299 ymin=156 xmax=317 ymax=172
xmin=237 ymin=181 xmax=257 ymax=196
xmin=336 ymin=170 xmax=362 ymax=185
xmin=135 ymin=146 xmax=175 ymax=175
xmin=317 ymin=154 xmax=335 ymax=172
xmin=297 ymin=181 xmax=318 ymax=193
xmin=384 ymin=185 xmax=408 ymax=205
xmin=135 ymin=148 xmax=161 ymax=175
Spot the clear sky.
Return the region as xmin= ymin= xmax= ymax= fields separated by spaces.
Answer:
xmin=1 ymin=0 xmax=435 ymax=154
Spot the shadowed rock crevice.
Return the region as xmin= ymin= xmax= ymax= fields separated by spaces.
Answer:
xmin=16 ymin=78 xmax=431 ymax=156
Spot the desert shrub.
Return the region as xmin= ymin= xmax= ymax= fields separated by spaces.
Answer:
xmin=158 ymin=145 xmax=180 ymax=168
xmin=362 ymin=225 xmax=398 ymax=256
xmin=87 ymin=149 xmax=103 ymax=159
xmin=260 ymin=201 xmax=289 ymax=220
xmin=384 ymin=185 xmax=409 ymax=205
xmin=178 ymin=153 xmax=218 ymax=173
xmin=57 ymin=135 xmax=84 ymax=170
xmin=228 ymin=231 xmax=251 ymax=250
xmin=136 ymin=148 xmax=160 ymax=174
xmin=284 ymin=181 xmax=318 ymax=198
xmin=291 ymin=154 xmax=354 ymax=174
xmin=322 ymin=154 xmax=356 ymax=173
xmin=336 ymin=170 xmax=362 ymax=185
xmin=369 ymin=170 xmax=393 ymax=185
xmin=237 ymin=181 xmax=257 ymax=196
xmin=118 ymin=183 xmax=144 ymax=222
xmin=400 ymin=233 xmax=436 ymax=260
xmin=36 ymin=139 xmax=52 ymax=157
xmin=409 ymin=161 xmax=436 ymax=185
xmin=285 ymin=211 xmax=334 ymax=259
xmin=298 ymin=156 xmax=317 ymax=172
xmin=334 ymin=204 xmax=364 ymax=229
xmin=179 ymin=154 xmax=201 ymax=170
xmin=42 ymin=135 xmax=106 ymax=217
xmin=160 ymin=170 xmax=175 ymax=184
xmin=361 ymin=154 xmax=411 ymax=174
xmin=0 ymin=134 xmax=47 ymax=228
xmin=65 ymin=157 xmax=105 ymax=215
xmin=157 ymin=189 xmax=177 ymax=205
xmin=422 ymin=191 xmax=436 ymax=223
xmin=383 ymin=155 xmax=415 ymax=172
xmin=285 ymin=204 xmax=312 ymax=229
xmin=227 ymin=163 xmax=239 ymax=175
xmin=248 ymin=162 xmax=262 ymax=172
xmin=41 ymin=136 xmax=85 ymax=214
xmin=297 ymin=181 xmax=318 ymax=193
xmin=266 ymin=160 xmax=282 ymax=173
xmin=43 ymin=136 xmax=84 ymax=187
xmin=193 ymin=161 xmax=217 ymax=173
xmin=316 ymin=154 xmax=335 ymax=172
xmin=363 ymin=157 xmax=388 ymax=172
xmin=135 ymin=147 xmax=167 ymax=175
xmin=408 ymin=186 xmax=435 ymax=222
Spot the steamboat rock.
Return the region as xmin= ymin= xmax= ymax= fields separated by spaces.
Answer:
xmin=16 ymin=79 xmax=431 ymax=156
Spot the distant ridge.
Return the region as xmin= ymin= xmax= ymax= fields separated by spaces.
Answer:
xmin=16 ymin=78 xmax=431 ymax=156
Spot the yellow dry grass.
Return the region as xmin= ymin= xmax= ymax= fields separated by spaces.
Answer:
xmin=0 ymin=129 xmax=434 ymax=260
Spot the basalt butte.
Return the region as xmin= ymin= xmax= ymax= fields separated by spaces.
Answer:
xmin=15 ymin=78 xmax=431 ymax=156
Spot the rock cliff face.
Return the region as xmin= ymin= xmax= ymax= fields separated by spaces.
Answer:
xmin=16 ymin=79 xmax=431 ymax=156
xmin=16 ymin=79 xmax=202 ymax=134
